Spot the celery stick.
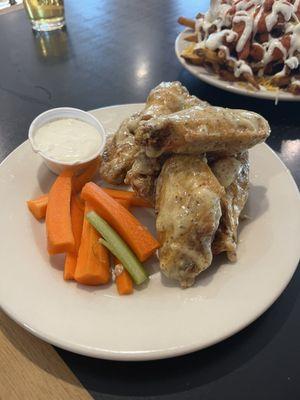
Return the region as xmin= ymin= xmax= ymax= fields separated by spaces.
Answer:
xmin=87 ymin=211 xmax=148 ymax=285
xmin=100 ymin=239 xmax=147 ymax=285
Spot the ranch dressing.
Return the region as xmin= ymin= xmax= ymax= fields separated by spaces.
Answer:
xmin=33 ymin=118 xmax=101 ymax=163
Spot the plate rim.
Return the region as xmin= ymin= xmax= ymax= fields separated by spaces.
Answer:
xmin=0 ymin=104 xmax=299 ymax=361
xmin=175 ymin=30 xmax=300 ymax=102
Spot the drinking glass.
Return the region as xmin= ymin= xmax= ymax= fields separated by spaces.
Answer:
xmin=24 ymin=0 xmax=65 ymax=31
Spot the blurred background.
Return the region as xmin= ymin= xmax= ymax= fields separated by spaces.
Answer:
xmin=0 ymin=0 xmax=22 ymax=11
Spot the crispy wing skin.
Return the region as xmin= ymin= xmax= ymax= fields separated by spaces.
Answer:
xmin=124 ymin=152 xmax=167 ymax=204
xmin=156 ymin=155 xmax=224 ymax=288
xmin=142 ymin=81 xmax=208 ymax=119
xmin=100 ymin=113 xmax=141 ymax=184
xmin=210 ymin=152 xmax=249 ymax=261
xmin=100 ymin=82 xmax=209 ymax=185
xmin=136 ymin=105 xmax=270 ymax=157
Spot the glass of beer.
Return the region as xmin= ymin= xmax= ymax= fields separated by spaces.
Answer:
xmin=24 ymin=0 xmax=65 ymax=31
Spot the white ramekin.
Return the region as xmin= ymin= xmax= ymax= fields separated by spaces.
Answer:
xmin=28 ymin=107 xmax=106 ymax=175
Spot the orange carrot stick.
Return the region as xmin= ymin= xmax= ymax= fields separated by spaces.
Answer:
xmin=75 ymin=194 xmax=85 ymax=211
xmin=26 ymin=196 xmax=130 ymax=222
xmin=46 ymin=170 xmax=75 ymax=255
xmin=27 ymin=187 xmax=143 ymax=221
xmin=64 ymin=196 xmax=84 ymax=280
xmin=113 ymin=255 xmax=133 ymax=295
xmin=116 ymin=268 xmax=133 ymax=295
xmin=102 ymin=188 xmax=152 ymax=208
xmin=115 ymin=198 xmax=131 ymax=209
xmin=73 ymin=157 xmax=101 ymax=193
xmin=27 ymin=194 xmax=48 ymax=220
xmin=81 ymin=182 xmax=160 ymax=262
xmin=112 ymin=201 xmax=134 ymax=294
xmin=74 ymin=203 xmax=110 ymax=285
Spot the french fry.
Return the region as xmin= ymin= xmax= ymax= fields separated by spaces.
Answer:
xmin=195 ymin=47 xmax=220 ymax=64
xmin=181 ymin=44 xmax=204 ymax=65
xmin=289 ymin=82 xmax=300 ymax=95
xmin=232 ymin=20 xmax=251 ymax=60
xmin=250 ymin=43 xmax=264 ymax=61
xmin=211 ymin=62 xmax=221 ymax=74
xmin=181 ymin=53 xmax=204 ymax=65
xmin=271 ymin=74 xmax=291 ymax=88
xmin=243 ymin=73 xmax=260 ymax=89
xmin=178 ymin=16 xmax=195 ymax=30
xmin=184 ymin=34 xmax=197 ymax=42
xmin=177 ymin=7 xmax=299 ymax=95
xmin=217 ymin=49 xmax=227 ymax=61
xmin=256 ymin=32 xmax=269 ymax=43
xmin=219 ymin=69 xmax=237 ymax=82
xmin=238 ymin=38 xmax=251 ymax=60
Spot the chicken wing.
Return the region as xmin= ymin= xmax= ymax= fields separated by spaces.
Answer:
xmin=100 ymin=113 xmax=141 ymax=184
xmin=136 ymin=105 xmax=270 ymax=157
xmin=142 ymin=81 xmax=208 ymax=119
xmin=100 ymin=82 xmax=208 ymax=184
xmin=156 ymin=155 xmax=225 ymax=288
xmin=210 ymin=152 xmax=249 ymax=261
xmin=124 ymin=152 xmax=167 ymax=204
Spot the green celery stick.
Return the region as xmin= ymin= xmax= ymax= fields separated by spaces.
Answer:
xmin=86 ymin=211 xmax=148 ymax=285
xmin=100 ymin=239 xmax=147 ymax=285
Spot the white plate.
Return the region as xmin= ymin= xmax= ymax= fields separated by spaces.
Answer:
xmin=0 ymin=104 xmax=299 ymax=361
xmin=175 ymin=30 xmax=300 ymax=102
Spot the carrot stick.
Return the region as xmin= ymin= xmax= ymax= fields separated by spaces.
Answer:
xmin=113 ymin=256 xmax=133 ymax=295
xmin=74 ymin=203 xmax=110 ymax=285
xmin=64 ymin=196 xmax=84 ymax=281
xmin=27 ymin=194 xmax=48 ymax=220
xmin=115 ymin=198 xmax=131 ymax=209
xmin=90 ymin=214 xmax=148 ymax=285
xmin=46 ymin=170 xmax=75 ymax=255
xmin=73 ymin=157 xmax=101 ymax=193
xmin=75 ymin=194 xmax=85 ymax=211
xmin=116 ymin=267 xmax=134 ymax=295
xmin=27 ymin=188 xmax=144 ymax=221
xmin=102 ymin=188 xmax=152 ymax=208
xmin=112 ymin=201 xmax=133 ymax=294
xmin=81 ymin=182 xmax=160 ymax=262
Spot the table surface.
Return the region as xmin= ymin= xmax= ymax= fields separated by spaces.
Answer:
xmin=0 ymin=1 xmax=299 ymax=399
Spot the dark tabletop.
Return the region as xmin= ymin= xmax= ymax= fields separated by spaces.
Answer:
xmin=0 ymin=1 xmax=299 ymax=399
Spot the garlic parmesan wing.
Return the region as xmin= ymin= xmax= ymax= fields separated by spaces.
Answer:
xmin=100 ymin=82 xmax=209 ymax=184
xmin=156 ymin=155 xmax=224 ymax=287
xmin=210 ymin=152 xmax=249 ymax=261
xmin=136 ymin=105 xmax=270 ymax=157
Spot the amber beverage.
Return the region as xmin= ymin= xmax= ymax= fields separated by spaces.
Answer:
xmin=24 ymin=0 xmax=65 ymax=31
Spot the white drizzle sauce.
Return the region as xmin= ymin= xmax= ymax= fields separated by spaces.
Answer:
xmin=192 ymin=0 xmax=300 ymax=80
xmin=205 ymin=29 xmax=238 ymax=49
xmin=285 ymin=56 xmax=299 ymax=69
xmin=253 ymin=5 xmax=264 ymax=36
xmin=236 ymin=0 xmax=259 ymax=11
xmin=294 ymin=0 xmax=300 ymax=23
xmin=263 ymin=38 xmax=288 ymax=64
xmin=265 ymin=1 xmax=294 ymax=32
xmin=274 ymin=65 xmax=288 ymax=77
xmin=234 ymin=60 xmax=253 ymax=76
xmin=233 ymin=11 xmax=254 ymax=52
